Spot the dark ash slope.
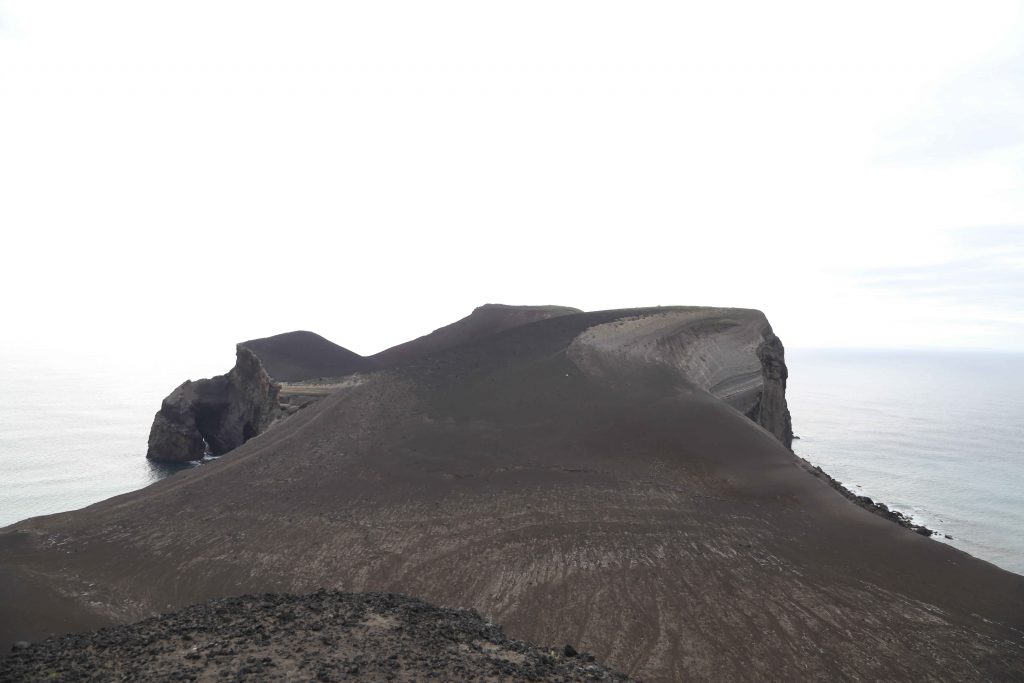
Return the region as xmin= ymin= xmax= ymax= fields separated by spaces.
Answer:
xmin=2 ymin=306 xmax=1022 ymax=682
xmin=372 ymin=303 xmax=582 ymax=366
xmin=239 ymin=331 xmax=375 ymax=382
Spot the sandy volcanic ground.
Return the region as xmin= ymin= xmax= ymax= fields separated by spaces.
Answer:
xmin=1 ymin=307 xmax=1022 ymax=681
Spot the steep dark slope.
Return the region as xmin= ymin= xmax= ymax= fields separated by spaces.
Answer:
xmin=239 ymin=330 xmax=375 ymax=382
xmin=1 ymin=307 xmax=1021 ymax=682
xmin=372 ymin=303 xmax=581 ymax=366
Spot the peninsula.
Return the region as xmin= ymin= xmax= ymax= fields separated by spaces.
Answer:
xmin=1 ymin=305 xmax=1022 ymax=681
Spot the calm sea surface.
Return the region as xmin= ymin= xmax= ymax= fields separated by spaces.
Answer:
xmin=1 ymin=348 xmax=1021 ymax=575
xmin=0 ymin=351 xmax=221 ymax=528
xmin=787 ymin=349 xmax=1024 ymax=576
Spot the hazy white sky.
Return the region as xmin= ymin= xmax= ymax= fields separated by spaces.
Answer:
xmin=2 ymin=1 xmax=1023 ymax=372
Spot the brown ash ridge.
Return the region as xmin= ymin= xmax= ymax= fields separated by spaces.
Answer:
xmin=239 ymin=331 xmax=376 ymax=383
xmin=146 ymin=305 xmax=794 ymax=464
xmin=1 ymin=592 xmax=631 ymax=683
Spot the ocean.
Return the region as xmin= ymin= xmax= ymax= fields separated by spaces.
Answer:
xmin=1 ymin=348 xmax=1021 ymax=576
xmin=0 ymin=350 xmax=223 ymax=528
xmin=787 ymin=348 xmax=1024 ymax=576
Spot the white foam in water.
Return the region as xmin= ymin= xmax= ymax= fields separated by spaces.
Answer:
xmin=787 ymin=349 xmax=1024 ymax=576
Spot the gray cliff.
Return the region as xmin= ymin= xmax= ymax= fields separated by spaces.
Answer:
xmin=750 ymin=333 xmax=793 ymax=448
xmin=567 ymin=307 xmax=793 ymax=449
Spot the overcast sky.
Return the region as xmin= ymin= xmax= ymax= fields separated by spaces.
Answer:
xmin=2 ymin=1 xmax=1023 ymax=374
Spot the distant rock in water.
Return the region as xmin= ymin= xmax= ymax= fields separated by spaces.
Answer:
xmin=371 ymin=303 xmax=583 ymax=366
xmin=0 ymin=591 xmax=631 ymax=682
xmin=146 ymin=346 xmax=283 ymax=463
xmin=239 ymin=330 xmax=376 ymax=383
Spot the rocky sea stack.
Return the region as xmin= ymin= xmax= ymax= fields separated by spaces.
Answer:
xmin=146 ymin=346 xmax=283 ymax=463
xmin=2 ymin=305 xmax=1022 ymax=681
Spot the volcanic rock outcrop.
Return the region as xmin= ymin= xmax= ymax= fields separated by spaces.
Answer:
xmin=4 ymin=306 xmax=1023 ymax=682
xmin=146 ymin=346 xmax=283 ymax=463
xmin=0 ymin=592 xmax=630 ymax=682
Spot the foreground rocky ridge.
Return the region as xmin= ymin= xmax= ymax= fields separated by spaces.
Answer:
xmin=3 ymin=305 xmax=1023 ymax=681
xmin=1 ymin=591 xmax=630 ymax=682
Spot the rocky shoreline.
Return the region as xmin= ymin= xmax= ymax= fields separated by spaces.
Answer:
xmin=798 ymin=457 xmax=939 ymax=537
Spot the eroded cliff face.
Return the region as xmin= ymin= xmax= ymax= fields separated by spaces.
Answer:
xmin=750 ymin=333 xmax=793 ymax=448
xmin=146 ymin=347 xmax=283 ymax=463
xmin=568 ymin=307 xmax=793 ymax=449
